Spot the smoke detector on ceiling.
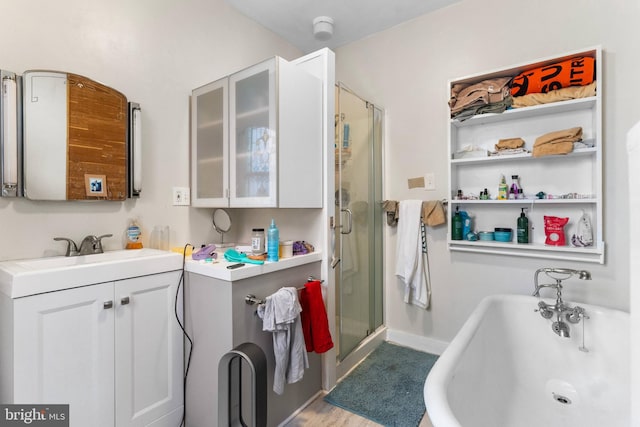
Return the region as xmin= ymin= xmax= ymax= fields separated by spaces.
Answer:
xmin=313 ymin=16 xmax=334 ymax=41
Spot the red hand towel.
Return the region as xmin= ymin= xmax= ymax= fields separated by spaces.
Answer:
xmin=299 ymin=280 xmax=334 ymax=353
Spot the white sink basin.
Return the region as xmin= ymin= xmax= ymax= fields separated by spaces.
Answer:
xmin=0 ymin=249 xmax=183 ymax=298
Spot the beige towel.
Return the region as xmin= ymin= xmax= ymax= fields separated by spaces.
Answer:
xmin=532 ymin=127 xmax=582 ymax=157
xmin=382 ymin=200 xmax=399 ymax=226
xmin=495 ymin=137 xmax=525 ymax=150
xmin=513 ymin=81 xmax=596 ymax=108
xmin=422 ymin=200 xmax=446 ymax=227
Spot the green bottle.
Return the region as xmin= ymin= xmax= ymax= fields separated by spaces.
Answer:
xmin=452 ymin=207 xmax=464 ymax=240
xmin=517 ymin=208 xmax=529 ymax=243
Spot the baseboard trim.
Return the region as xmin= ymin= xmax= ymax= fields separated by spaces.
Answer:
xmin=386 ymin=329 xmax=449 ymax=355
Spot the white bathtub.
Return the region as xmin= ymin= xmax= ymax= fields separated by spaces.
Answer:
xmin=424 ymin=294 xmax=629 ymax=427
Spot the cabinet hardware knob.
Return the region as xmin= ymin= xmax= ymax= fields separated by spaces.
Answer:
xmin=121 ymin=296 xmax=130 ymax=305
xmin=103 ymin=301 xmax=113 ymax=309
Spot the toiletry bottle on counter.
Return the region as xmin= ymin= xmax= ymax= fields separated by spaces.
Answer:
xmin=517 ymin=208 xmax=529 ymax=244
xmin=451 ymin=207 xmax=463 ymax=240
xmin=267 ymin=219 xmax=279 ymax=261
xmin=125 ymin=218 xmax=143 ymax=249
xmin=251 ymin=228 xmax=265 ymax=254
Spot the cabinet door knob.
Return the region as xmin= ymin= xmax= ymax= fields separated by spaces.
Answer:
xmin=103 ymin=301 xmax=113 ymax=309
xmin=121 ymin=296 xmax=130 ymax=305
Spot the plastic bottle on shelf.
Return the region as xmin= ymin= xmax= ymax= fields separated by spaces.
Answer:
xmin=510 ymin=175 xmax=520 ymax=195
xmin=498 ymin=175 xmax=508 ymax=200
xmin=517 ymin=208 xmax=529 ymax=244
xmin=451 ymin=207 xmax=464 ymax=240
xmin=267 ymin=219 xmax=279 ymax=262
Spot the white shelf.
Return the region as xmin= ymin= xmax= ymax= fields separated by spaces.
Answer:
xmin=449 ymin=240 xmax=605 ymax=264
xmin=449 ymin=198 xmax=597 ymax=205
xmin=451 ymin=147 xmax=596 ymax=165
xmin=447 ymin=47 xmax=604 ymax=264
xmin=451 ymin=96 xmax=597 ymax=128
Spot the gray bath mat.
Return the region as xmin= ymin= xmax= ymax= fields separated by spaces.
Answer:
xmin=324 ymin=341 xmax=438 ymax=426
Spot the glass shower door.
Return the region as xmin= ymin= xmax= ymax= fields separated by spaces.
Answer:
xmin=335 ymin=84 xmax=383 ymax=361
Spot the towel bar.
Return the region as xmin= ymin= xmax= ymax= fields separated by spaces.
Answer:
xmin=245 ymin=276 xmax=324 ymax=306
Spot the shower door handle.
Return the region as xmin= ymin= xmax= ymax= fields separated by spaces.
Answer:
xmin=340 ymin=208 xmax=353 ymax=234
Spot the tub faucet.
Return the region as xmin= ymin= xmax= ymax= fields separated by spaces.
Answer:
xmin=533 ymin=267 xmax=591 ymax=297
xmin=533 ymin=267 xmax=591 ymax=338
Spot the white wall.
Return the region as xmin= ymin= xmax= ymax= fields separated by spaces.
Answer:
xmin=0 ymin=0 xmax=303 ymax=261
xmin=335 ymin=0 xmax=640 ymax=343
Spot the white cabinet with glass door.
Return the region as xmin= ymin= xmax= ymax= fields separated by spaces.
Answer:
xmin=191 ymin=78 xmax=228 ymax=207
xmin=191 ymin=56 xmax=322 ymax=208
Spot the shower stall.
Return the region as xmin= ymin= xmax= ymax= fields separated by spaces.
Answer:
xmin=334 ymin=83 xmax=384 ymax=367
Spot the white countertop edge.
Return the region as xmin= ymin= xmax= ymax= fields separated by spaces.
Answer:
xmin=0 ymin=250 xmax=183 ymax=299
xmin=185 ymin=251 xmax=323 ymax=281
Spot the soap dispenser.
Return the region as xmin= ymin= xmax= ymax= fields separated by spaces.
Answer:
xmin=125 ymin=217 xmax=143 ymax=249
xmin=517 ymin=208 xmax=529 ymax=244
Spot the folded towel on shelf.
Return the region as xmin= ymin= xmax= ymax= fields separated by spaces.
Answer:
xmin=422 ymin=200 xmax=446 ymax=227
xmin=299 ymin=280 xmax=334 ymax=354
xmin=395 ymin=200 xmax=429 ymax=309
xmin=532 ymin=127 xmax=583 ymax=157
xmin=257 ymin=287 xmax=308 ymax=395
xmin=513 ymin=81 xmax=596 ymax=108
xmin=495 ymin=137 xmax=525 ymax=150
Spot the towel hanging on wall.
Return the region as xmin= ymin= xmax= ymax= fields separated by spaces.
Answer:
xmin=395 ymin=200 xmax=430 ymax=309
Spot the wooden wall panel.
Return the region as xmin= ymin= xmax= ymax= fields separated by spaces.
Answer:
xmin=67 ymin=73 xmax=128 ymax=200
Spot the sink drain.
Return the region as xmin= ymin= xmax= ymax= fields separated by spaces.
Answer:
xmin=553 ymin=392 xmax=572 ymax=404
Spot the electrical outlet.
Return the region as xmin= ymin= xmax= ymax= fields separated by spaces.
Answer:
xmin=172 ymin=187 xmax=190 ymax=206
xmin=424 ymin=173 xmax=436 ymax=191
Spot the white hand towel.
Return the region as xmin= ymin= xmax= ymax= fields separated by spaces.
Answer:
xmin=395 ymin=200 xmax=429 ymax=309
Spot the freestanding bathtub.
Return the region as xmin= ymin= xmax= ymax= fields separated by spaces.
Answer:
xmin=424 ymin=294 xmax=629 ymax=427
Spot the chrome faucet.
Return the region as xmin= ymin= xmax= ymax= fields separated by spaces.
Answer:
xmin=53 ymin=237 xmax=79 ymax=257
xmin=532 ymin=268 xmax=591 ymax=338
xmin=78 ymin=234 xmax=113 ymax=255
xmin=54 ymin=234 xmax=113 ymax=256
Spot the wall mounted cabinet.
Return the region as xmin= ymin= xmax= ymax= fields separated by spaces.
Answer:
xmin=191 ymin=56 xmax=322 ymax=208
xmin=448 ymin=47 xmax=604 ymax=264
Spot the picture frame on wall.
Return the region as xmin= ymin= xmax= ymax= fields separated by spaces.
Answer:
xmin=85 ymin=174 xmax=107 ymax=197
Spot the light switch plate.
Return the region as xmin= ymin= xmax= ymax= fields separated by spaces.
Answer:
xmin=424 ymin=173 xmax=436 ymax=190
xmin=172 ymin=187 xmax=190 ymax=206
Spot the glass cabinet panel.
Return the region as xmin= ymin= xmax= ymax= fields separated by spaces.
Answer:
xmin=191 ymin=79 xmax=228 ymax=207
xmin=229 ymin=59 xmax=277 ymax=207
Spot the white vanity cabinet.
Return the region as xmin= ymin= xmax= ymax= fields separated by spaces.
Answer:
xmin=191 ymin=56 xmax=322 ymax=208
xmin=1 ymin=270 xmax=183 ymax=427
xmin=448 ymin=47 xmax=604 ymax=263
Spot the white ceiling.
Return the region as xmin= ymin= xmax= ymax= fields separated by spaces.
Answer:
xmin=224 ymin=0 xmax=460 ymax=53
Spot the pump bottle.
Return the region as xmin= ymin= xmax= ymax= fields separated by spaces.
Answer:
xmin=517 ymin=208 xmax=529 ymax=244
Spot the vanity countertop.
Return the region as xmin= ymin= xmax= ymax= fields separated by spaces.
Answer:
xmin=185 ymin=251 xmax=322 ymax=282
xmin=0 ymin=249 xmax=183 ymax=298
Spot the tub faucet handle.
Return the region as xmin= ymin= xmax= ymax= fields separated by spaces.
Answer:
xmin=566 ymin=306 xmax=586 ymax=324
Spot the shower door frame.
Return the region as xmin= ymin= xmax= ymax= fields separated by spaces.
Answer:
xmin=334 ymin=82 xmax=385 ymax=364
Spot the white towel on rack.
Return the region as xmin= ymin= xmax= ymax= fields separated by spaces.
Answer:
xmin=257 ymin=287 xmax=308 ymax=394
xmin=395 ymin=200 xmax=429 ymax=309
